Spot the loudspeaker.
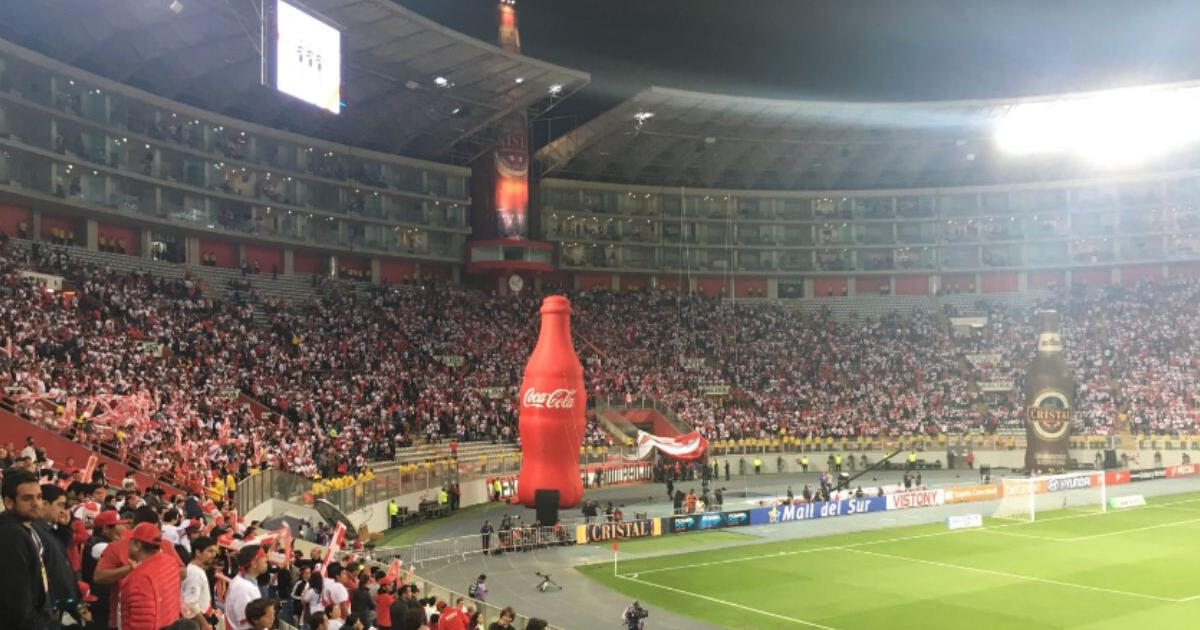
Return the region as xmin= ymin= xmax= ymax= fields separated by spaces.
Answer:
xmin=534 ymin=489 xmax=559 ymax=526
xmin=1104 ymin=449 xmax=1118 ymax=469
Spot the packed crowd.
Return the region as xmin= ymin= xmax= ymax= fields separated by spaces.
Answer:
xmin=2 ymin=234 xmax=1200 ymax=497
xmin=575 ymin=280 xmax=1200 ymax=439
xmin=0 ymin=453 xmax=543 ymax=630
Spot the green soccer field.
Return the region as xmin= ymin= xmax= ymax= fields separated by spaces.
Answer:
xmin=577 ymin=492 xmax=1200 ymax=629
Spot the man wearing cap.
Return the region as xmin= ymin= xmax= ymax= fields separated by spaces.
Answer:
xmin=437 ymin=597 xmax=466 ymax=630
xmin=93 ymin=506 xmax=182 ymax=630
xmin=82 ymin=509 xmax=127 ymax=630
xmin=225 ymin=544 xmax=268 ymax=630
xmin=374 ymin=575 xmax=396 ymax=630
xmin=119 ymin=522 xmax=181 ymax=630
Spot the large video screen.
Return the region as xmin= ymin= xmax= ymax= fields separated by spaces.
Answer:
xmin=274 ymin=0 xmax=341 ymax=114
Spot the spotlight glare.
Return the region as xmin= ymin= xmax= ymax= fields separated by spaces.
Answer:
xmin=995 ymin=85 xmax=1200 ymax=168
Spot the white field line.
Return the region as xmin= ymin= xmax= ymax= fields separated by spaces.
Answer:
xmin=615 ymin=573 xmax=844 ymax=630
xmin=1148 ymin=504 xmax=1200 ymax=514
xmin=977 ymin=528 xmax=1069 ymax=541
xmin=1061 ymin=516 xmax=1200 ymax=542
xmin=839 ymin=547 xmax=1179 ymax=603
xmin=623 ymin=495 xmax=1200 ymax=578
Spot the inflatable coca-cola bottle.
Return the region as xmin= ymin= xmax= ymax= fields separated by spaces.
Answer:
xmin=516 ymin=295 xmax=586 ymax=508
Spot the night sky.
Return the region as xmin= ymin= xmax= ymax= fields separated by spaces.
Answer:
xmin=400 ymin=0 xmax=1200 ymax=139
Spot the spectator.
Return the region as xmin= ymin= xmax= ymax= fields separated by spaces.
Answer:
xmin=244 ymin=598 xmax=276 ymax=630
xmin=321 ymin=562 xmax=351 ymax=620
xmin=468 ymin=575 xmax=486 ymax=602
xmin=487 ymin=606 xmax=515 ymax=630
xmin=181 ymin=535 xmax=217 ymax=625
xmin=118 ymin=522 xmax=181 ymax=630
xmin=374 ymin=575 xmax=396 ymax=630
xmin=0 ymin=468 xmax=52 ymax=630
xmin=225 ymin=544 xmax=267 ymax=630
xmin=303 ymin=572 xmax=326 ymax=622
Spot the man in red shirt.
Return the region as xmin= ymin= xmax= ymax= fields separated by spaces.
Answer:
xmin=374 ymin=576 xmax=396 ymax=630
xmin=437 ymin=598 xmax=467 ymax=630
xmin=93 ymin=507 xmax=182 ymax=628
xmin=119 ymin=523 xmax=182 ymax=630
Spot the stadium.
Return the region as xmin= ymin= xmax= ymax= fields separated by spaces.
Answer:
xmin=1 ymin=1 xmax=1199 ymax=629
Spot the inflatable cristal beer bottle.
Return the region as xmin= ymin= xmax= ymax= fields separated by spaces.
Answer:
xmin=1024 ymin=309 xmax=1074 ymax=472
xmin=516 ymin=295 xmax=586 ymax=508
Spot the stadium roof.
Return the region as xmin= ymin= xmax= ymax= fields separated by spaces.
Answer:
xmin=535 ymin=85 xmax=1200 ymax=192
xmin=0 ymin=0 xmax=589 ymax=164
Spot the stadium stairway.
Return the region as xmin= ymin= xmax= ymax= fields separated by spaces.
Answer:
xmin=796 ymin=294 xmax=933 ymax=322
xmin=11 ymin=238 xmax=323 ymax=317
xmin=373 ymin=441 xmax=522 ymax=471
xmin=596 ymin=409 xmax=639 ymax=442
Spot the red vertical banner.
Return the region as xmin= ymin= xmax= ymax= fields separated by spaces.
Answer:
xmin=494 ymin=1 xmax=528 ymax=238
xmin=494 ymin=114 xmax=529 ymax=238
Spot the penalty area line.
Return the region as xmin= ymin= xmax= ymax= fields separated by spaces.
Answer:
xmin=615 ymin=573 xmax=843 ymax=630
xmin=840 ymin=547 xmax=1178 ymax=603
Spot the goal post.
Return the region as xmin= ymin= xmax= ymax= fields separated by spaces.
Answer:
xmin=993 ymin=472 xmax=1107 ymax=522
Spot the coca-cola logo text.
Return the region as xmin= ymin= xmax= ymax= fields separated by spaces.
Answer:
xmin=522 ymin=388 xmax=577 ymax=409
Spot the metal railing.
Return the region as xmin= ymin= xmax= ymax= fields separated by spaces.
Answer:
xmin=409 ymin=575 xmax=567 ymax=630
xmin=237 ymin=447 xmax=640 ymax=517
xmin=366 ymin=524 xmax=578 ymax=566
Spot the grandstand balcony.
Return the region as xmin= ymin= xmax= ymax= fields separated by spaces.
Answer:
xmin=0 ymin=40 xmax=470 ymax=279
xmin=539 ymin=176 xmax=1200 ymax=297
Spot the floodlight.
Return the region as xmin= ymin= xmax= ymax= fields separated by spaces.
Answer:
xmin=169 ymin=0 xmax=183 ymax=14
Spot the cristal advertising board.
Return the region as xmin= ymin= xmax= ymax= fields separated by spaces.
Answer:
xmin=667 ymin=510 xmax=750 ymax=533
xmin=577 ymin=518 xmax=662 ymax=544
xmin=749 ymin=496 xmax=887 ymax=525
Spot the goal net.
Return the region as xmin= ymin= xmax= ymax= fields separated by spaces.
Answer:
xmin=993 ymin=472 xmax=1107 ymax=522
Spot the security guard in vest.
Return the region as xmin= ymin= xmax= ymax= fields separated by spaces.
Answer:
xmin=438 ymin=486 xmax=449 ymax=506
xmin=908 ymin=450 xmax=918 ymax=470
xmin=801 ymin=455 xmax=809 ymax=473
xmin=493 ymin=478 xmax=502 ymax=501
xmin=388 ymin=499 xmax=400 ymax=529
xmin=753 ymin=456 xmax=762 ymax=475
xmin=834 ymin=453 xmax=842 ymax=473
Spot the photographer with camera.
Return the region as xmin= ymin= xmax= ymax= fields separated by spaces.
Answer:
xmin=623 ymin=600 xmax=648 ymax=630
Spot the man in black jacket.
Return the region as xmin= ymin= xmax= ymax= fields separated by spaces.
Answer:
xmin=0 ymin=468 xmax=53 ymax=630
xmin=35 ymin=484 xmax=81 ymax=629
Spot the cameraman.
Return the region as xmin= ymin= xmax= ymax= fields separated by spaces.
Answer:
xmin=623 ymin=600 xmax=648 ymax=630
